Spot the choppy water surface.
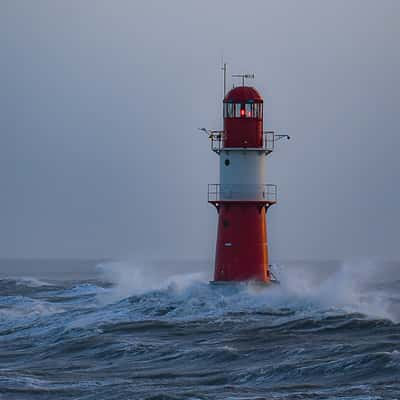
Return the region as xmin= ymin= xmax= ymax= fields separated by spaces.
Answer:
xmin=0 ymin=259 xmax=399 ymax=399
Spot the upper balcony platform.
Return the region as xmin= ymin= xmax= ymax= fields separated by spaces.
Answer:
xmin=209 ymin=131 xmax=285 ymax=155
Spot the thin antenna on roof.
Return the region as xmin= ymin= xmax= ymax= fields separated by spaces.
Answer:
xmin=232 ymin=73 xmax=255 ymax=87
xmin=221 ymin=62 xmax=227 ymax=97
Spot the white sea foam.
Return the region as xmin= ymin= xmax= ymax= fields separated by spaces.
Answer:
xmin=96 ymin=259 xmax=400 ymax=322
xmin=0 ymin=297 xmax=63 ymax=322
xmin=3 ymin=276 xmax=55 ymax=287
xmin=388 ymin=349 xmax=400 ymax=359
xmin=96 ymin=260 xmax=207 ymax=303
xmin=274 ymin=259 xmax=400 ymax=322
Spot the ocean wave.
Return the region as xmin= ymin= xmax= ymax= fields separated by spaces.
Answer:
xmin=1 ymin=260 xmax=400 ymax=399
xmin=94 ymin=260 xmax=400 ymax=323
xmin=0 ymin=276 xmax=55 ymax=287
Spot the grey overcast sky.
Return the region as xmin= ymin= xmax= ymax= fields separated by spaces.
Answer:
xmin=1 ymin=0 xmax=400 ymax=261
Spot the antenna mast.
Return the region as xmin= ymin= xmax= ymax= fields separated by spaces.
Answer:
xmin=232 ymin=73 xmax=255 ymax=86
xmin=222 ymin=62 xmax=227 ymax=97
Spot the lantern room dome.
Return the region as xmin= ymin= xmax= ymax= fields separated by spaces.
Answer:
xmin=224 ymin=86 xmax=263 ymax=103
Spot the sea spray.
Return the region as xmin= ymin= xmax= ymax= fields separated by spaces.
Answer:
xmin=1 ymin=259 xmax=399 ymax=399
xmin=96 ymin=260 xmax=208 ymax=303
xmin=97 ymin=258 xmax=400 ymax=322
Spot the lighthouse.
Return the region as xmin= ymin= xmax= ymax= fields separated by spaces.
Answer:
xmin=203 ymin=73 xmax=288 ymax=283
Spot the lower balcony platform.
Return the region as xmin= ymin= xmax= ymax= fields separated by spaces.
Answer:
xmin=208 ymin=183 xmax=277 ymax=203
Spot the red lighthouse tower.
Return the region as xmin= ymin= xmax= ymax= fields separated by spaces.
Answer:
xmin=203 ymin=73 xmax=288 ymax=282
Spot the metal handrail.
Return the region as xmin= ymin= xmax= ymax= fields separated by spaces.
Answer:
xmin=208 ymin=184 xmax=277 ymax=202
xmin=210 ymin=132 xmax=223 ymax=153
xmin=211 ymin=131 xmax=277 ymax=154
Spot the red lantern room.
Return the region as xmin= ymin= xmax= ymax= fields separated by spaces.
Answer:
xmin=223 ymin=87 xmax=263 ymax=148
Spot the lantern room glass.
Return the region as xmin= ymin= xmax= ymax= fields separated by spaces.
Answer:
xmin=224 ymin=102 xmax=262 ymax=119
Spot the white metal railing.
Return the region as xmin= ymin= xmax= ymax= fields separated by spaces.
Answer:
xmin=208 ymin=184 xmax=277 ymax=202
xmin=211 ymin=131 xmax=276 ymax=154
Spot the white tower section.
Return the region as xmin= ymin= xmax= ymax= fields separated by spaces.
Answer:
xmin=219 ymin=149 xmax=266 ymax=201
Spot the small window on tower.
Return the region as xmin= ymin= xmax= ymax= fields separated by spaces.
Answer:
xmin=235 ymin=103 xmax=242 ymax=118
xmin=224 ymin=103 xmax=233 ymax=118
xmin=227 ymin=103 xmax=234 ymax=117
xmin=251 ymin=103 xmax=257 ymax=118
xmin=250 ymin=103 xmax=262 ymax=119
xmin=245 ymin=103 xmax=252 ymax=117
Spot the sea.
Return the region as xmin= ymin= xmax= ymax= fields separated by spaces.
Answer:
xmin=0 ymin=258 xmax=399 ymax=400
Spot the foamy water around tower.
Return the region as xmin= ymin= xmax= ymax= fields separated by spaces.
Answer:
xmin=1 ymin=258 xmax=399 ymax=399
xmin=96 ymin=258 xmax=400 ymax=323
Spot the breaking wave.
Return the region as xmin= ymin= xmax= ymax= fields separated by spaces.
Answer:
xmin=0 ymin=259 xmax=399 ymax=399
